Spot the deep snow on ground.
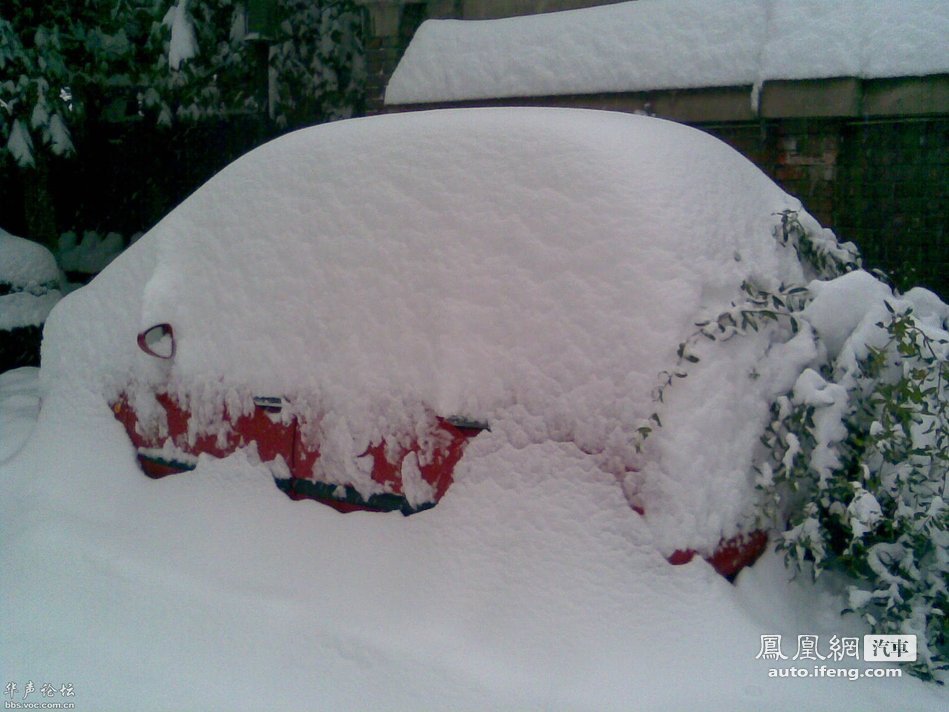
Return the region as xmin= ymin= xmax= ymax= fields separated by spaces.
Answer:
xmin=386 ymin=0 xmax=949 ymax=104
xmin=1 ymin=371 xmax=945 ymax=710
xmin=3 ymin=109 xmax=947 ymax=709
xmin=0 ymin=368 xmax=41 ymax=462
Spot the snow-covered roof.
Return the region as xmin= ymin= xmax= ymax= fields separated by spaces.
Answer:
xmin=386 ymin=0 xmax=949 ymax=105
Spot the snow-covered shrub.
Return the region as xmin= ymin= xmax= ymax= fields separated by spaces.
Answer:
xmin=0 ymin=228 xmax=62 ymax=371
xmin=646 ymin=211 xmax=947 ymax=681
xmin=126 ymin=0 xmax=364 ymax=129
xmin=759 ymin=297 xmax=948 ymax=681
xmin=773 ymin=208 xmax=861 ymax=280
xmin=0 ymin=4 xmax=81 ymax=168
xmin=57 ymin=230 xmax=125 ymax=278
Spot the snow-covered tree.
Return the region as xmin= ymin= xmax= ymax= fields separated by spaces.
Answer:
xmin=0 ymin=2 xmax=163 ymax=169
xmin=1 ymin=0 xmax=364 ymax=246
xmin=0 ymin=1 xmax=121 ymax=245
xmin=269 ymin=0 xmax=365 ymax=127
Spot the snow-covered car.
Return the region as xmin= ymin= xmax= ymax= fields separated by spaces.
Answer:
xmin=43 ymin=108 xmax=838 ymax=577
xmin=0 ymin=229 xmax=62 ymax=373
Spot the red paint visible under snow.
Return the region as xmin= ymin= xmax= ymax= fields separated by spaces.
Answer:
xmin=114 ymin=393 xmax=768 ymax=576
xmin=112 ymin=392 xmax=474 ymax=512
xmin=667 ymin=530 xmax=769 ymax=578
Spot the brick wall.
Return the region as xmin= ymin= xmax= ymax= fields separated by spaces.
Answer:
xmin=704 ymin=120 xmax=841 ymax=229
xmin=364 ymin=3 xmax=429 ymax=113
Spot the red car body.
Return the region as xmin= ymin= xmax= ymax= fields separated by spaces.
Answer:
xmin=114 ymin=323 xmax=766 ymax=577
xmin=112 ymin=387 xmax=479 ymax=515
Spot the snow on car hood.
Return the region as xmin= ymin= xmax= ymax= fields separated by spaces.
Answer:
xmin=42 ymin=108 xmax=813 ymax=547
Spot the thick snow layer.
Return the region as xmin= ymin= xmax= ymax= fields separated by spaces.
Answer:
xmin=42 ymin=108 xmax=809 ymax=549
xmin=806 ymin=272 xmax=949 ymax=394
xmin=1 ymin=228 xmax=61 ymax=288
xmin=389 ymin=0 xmax=762 ymax=103
xmin=0 ymin=291 xmax=62 ymax=331
xmin=386 ymin=0 xmax=949 ymax=104
xmin=803 ymin=271 xmax=895 ymax=360
xmin=0 ymin=229 xmax=62 ymax=328
xmin=761 ymin=0 xmax=949 ymax=81
xmin=636 ymin=323 xmax=819 ymax=549
xmin=2 ymin=377 xmax=946 ymax=710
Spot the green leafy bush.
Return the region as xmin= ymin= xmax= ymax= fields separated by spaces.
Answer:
xmin=758 ymin=303 xmax=948 ymax=681
xmin=757 ymin=213 xmax=946 ymax=681
xmin=644 ymin=211 xmax=947 ymax=681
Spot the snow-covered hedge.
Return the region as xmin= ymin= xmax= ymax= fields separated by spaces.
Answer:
xmin=57 ymin=230 xmax=126 ymax=277
xmin=0 ymin=228 xmax=62 ymax=371
xmin=645 ymin=213 xmax=947 ymax=681
xmin=758 ymin=275 xmax=948 ymax=681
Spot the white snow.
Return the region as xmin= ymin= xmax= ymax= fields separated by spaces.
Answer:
xmin=40 ymin=108 xmax=808 ymax=551
xmin=5 ymin=119 xmax=35 ymax=167
xmin=806 ymin=273 xmax=949 ymax=399
xmin=1 ymin=228 xmax=61 ymax=288
xmin=901 ymin=286 xmax=949 ymax=331
xmin=0 ymin=367 xmax=41 ymax=462
xmin=163 ymin=0 xmax=198 ymax=71
xmin=790 ymin=368 xmax=849 ymax=486
xmin=57 ymin=230 xmax=125 ymax=275
xmin=0 ymin=228 xmax=62 ymax=329
xmin=0 ymin=290 xmax=62 ymax=331
xmin=636 ymin=322 xmax=820 ymax=551
xmin=386 ymin=0 xmax=949 ymax=104
xmin=4 ymin=109 xmax=948 ymax=708
xmin=30 ymin=97 xmax=50 ymax=131
xmin=2 ymin=373 xmax=945 ymax=709
xmin=803 ymin=271 xmax=894 ymax=360
xmin=848 ymin=488 xmax=883 ymax=539
xmin=47 ymin=113 xmax=74 ymax=156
